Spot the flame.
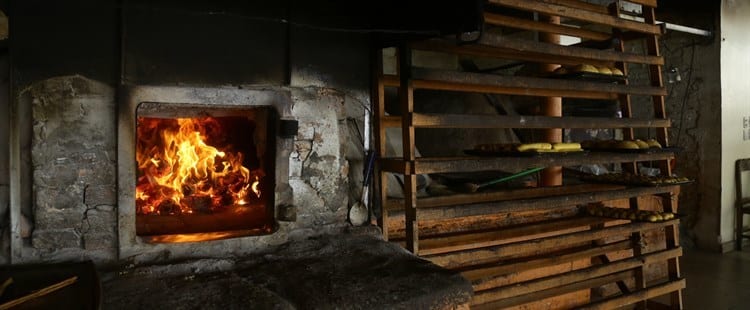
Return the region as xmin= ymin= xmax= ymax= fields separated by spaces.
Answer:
xmin=135 ymin=117 xmax=263 ymax=216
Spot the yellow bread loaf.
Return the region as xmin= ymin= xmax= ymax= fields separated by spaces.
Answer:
xmin=646 ymin=139 xmax=662 ymax=148
xmin=597 ymin=66 xmax=613 ymax=75
xmin=517 ymin=143 xmax=552 ymax=152
xmin=617 ymin=141 xmax=640 ymax=149
xmin=634 ymin=139 xmax=650 ymax=149
xmin=552 ymin=142 xmax=582 ymax=151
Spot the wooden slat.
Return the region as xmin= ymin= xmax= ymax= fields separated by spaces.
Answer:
xmin=473 ymin=271 xmax=633 ymax=310
xmin=412 ymin=79 xmax=618 ymax=100
xmin=407 ymin=113 xmax=670 ymax=129
xmin=390 ymin=185 xmax=681 ymax=221
xmin=382 ymin=115 xmax=400 ymax=128
xmin=489 ymin=0 xmax=662 ymax=35
xmin=626 ymin=0 xmax=657 ymax=8
xmin=378 ymin=158 xmax=410 ymax=174
xmin=411 ymin=152 xmax=674 ymax=174
xmin=475 ymin=33 xmax=663 ymax=66
xmin=472 ymin=247 xmax=682 ymax=305
xmin=381 ymin=74 xmax=399 ymax=87
xmin=417 ymin=216 xmax=605 ymax=255
xmin=537 ymin=0 xmax=610 ymax=14
xmin=581 ymin=279 xmax=686 ymax=310
xmin=411 ymin=39 xmax=615 ymax=69
xmin=465 ymin=240 xmax=633 ymax=290
xmin=386 ymin=183 xmax=625 ymax=211
xmin=412 ymin=69 xmax=666 ymax=98
xmin=425 ymin=219 xmax=679 ymax=269
xmin=484 ymin=13 xmax=611 ymax=41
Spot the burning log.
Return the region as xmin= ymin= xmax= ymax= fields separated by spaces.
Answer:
xmin=156 ymin=200 xmax=181 ymax=215
xmin=136 ymin=205 xmax=272 ymax=235
xmin=182 ymin=195 xmax=212 ymax=214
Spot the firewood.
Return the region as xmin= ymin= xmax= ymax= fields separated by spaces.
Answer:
xmin=0 ymin=276 xmax=77 ymax=310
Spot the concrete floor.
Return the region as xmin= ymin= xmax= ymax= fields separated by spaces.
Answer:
xmin=681 ymin=248 xmax=750 ymax=309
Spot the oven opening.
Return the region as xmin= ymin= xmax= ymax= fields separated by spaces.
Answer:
xmin=134 ymin=104 xmax=276 ymax=243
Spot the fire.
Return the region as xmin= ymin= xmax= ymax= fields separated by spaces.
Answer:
xmin=135 ymin=117 xmax=263 ymax=215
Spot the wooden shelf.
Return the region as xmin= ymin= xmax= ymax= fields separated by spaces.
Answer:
xmin=423 ymin=218 xmax=679 ymax=269
xmin=408 ymin=69 xmax=666 ymax=100
xmin=374 ymin=1 xmax=683 ymax=307
xmin=581 ymin=279 xmax=686 ymax=310
xmin=386 ymin=184 xmax=680 ymax=221
xmin=380 ymin=151 xmax=675 ymax=174
xmin=463 ymin=240 xmax=633 ymax=290
xmin=488 ymin=0 xmax=663 ymax=35
xmin=414 ymin=216 xmax=607 ymax=256
xmin=473 ymin=270 xmax=635 ymax=310
xmin=386 ymin=183 xmax=624 ymax=210
xmin=472 ymin=247 xmax=682 ymax=306
xmin=412 ymin=32 xmax=663 ymax=68
xmin=483 ymin=12 xmax=611 ymax=41
xmin=381 ymin=113 xmax=671 ymax=129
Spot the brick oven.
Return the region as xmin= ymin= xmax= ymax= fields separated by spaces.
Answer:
xmin=0 ymin=1 xmax=480 ymax=308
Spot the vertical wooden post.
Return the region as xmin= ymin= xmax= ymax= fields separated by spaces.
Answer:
xmin=539 ymin=15 xmax=563 ymax=187
xmin=644 ymin=5 xmax=683 ymax=308
xmin=372 ymin=47 xmax=389 ymax=240
xmin=398 ymin=46 xmax=419 ymax=253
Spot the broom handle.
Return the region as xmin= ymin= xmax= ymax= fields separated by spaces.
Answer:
xmin=477 ymin=167 xmax=545 ymax=188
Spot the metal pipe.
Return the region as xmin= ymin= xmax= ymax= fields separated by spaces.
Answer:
xmin=618 ymin=14 xmax=712 ymax=37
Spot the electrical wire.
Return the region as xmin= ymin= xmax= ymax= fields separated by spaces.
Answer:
xmin=674 ymin=39 xmax=696 ymax=147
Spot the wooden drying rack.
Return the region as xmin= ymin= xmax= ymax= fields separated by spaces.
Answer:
xmin=372 ymin=0 xmax=684 ymax=308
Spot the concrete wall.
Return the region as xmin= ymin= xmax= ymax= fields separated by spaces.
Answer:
xmin=720 ymin=0 xmax=750 ymax=250
xmin=652 ymin=3 xmax=722 ymax=250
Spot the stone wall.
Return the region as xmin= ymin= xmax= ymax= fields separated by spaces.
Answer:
xmin=24 ymin=76 xmax=117 ymax=262
xmin=10 ymin=75 xmax=361 ymax=265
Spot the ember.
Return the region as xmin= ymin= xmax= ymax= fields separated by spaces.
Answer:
xmin=135 ymin=117 xmax=263 ymax=216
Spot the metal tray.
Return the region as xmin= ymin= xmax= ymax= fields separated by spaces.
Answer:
xmin=583 ymin=147 xmax=682 ymax=154
xmin=464 ymin=149 xmax=588 ymax=157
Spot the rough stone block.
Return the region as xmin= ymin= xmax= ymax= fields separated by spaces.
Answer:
xmin=83 ymin=232 xmax=116 ymax=251
xmin=34 ymin=204 xmax=86 ymax=230
xmin=35 ymin=187 xmax=82 ymax=210
xmin=84 ymin=185 xmax=117 ymax=206
xmin=32 ymin=229 xmax=82 ymax=249
xmin=82 ymin=206 xmax=116 ymax=235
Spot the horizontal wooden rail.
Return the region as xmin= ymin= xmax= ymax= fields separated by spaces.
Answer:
xmin=467 ymin=240 xmax=633 ymax=291
xmin=489 ymin=0 xmax=662 ymax=35
xmin=472 ymin=247 xmax=682 ymax=305
xmin=387 ymin=185 xmax=680 ymax=221
xmin=393 ymin=113 xmax=671 ymax=129
xmin=473 ymin=270 xmax=633 ymax=310
xmin=581 ymin=279 xmax=686 ymax=310
xmin=537 ymin=0 xmax=610 ymax=14
xmin=386 ymin=183 xmax=625 ymax=211
xmin=484 ymin=13 xmax=611 ymax=41
xmin=378 ymin=152 xmax=674 ymax=175
xmin=411 ymin=69 xmax=666 ymax=98
xmin=424 ymin=218 xmax=679 ymax=269
xmin=416 ymin=216 xmax=605 ymax=256
xmin=475 ymin=33 xmax=663 ymax=66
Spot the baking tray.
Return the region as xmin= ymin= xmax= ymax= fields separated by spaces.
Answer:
xmin=579 ymin=175 xmax=694 ymax=187
xmin=582 ymin=147 xmax=682 ymax=154
xmin=464 ymin=149 xmax=588 ymax=157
